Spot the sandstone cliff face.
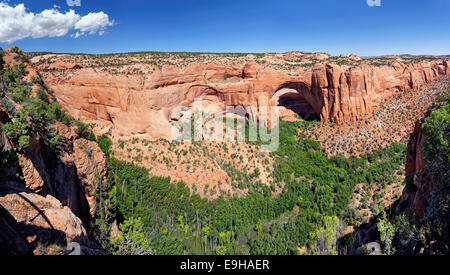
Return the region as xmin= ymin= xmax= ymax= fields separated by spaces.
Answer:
xmin=73 ymin=138 xmax=107 ymax=221
xmin=0 ymin=192 xmax=87 ymax=241
xmin=36 ymin=56 xmax=449 ymax=139
xmin=396 ymin=113 xmax=434 ymax=223
xmin=7 ymin=130 xmax=107 ymax=225
xmin=0 ymin=192 xmax=86 ymax=255
xmin=0 ymin=48 xmax=107 ymax=254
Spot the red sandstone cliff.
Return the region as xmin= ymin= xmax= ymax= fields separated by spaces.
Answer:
xmin=392 ymin=106 xmax=449 ymax=255
xmin=34 ymin=55 xmax=449 ymax=139
xmin=396 ymin=111 xmax=434 ymax=223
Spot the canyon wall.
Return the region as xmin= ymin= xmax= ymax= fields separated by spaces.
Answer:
xmin=396 ymin=114 xmax=430 ymax=223
xmin=392 ymin=106 xmax=449 ymax=255
xmin=36 ymin=56 xmax=449 ymax=139
xmin=1 ymin=48 xmax=106 ymax=254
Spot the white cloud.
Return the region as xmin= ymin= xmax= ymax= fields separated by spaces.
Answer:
xmin=74 ymin=11 xmax=114 ymax=36
xmin=0 ymin=2 xmax=114 ymax=43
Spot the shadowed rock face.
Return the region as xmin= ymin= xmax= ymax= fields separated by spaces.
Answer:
xmin=0 ymin=48 xmax=108 ymax=254
xmin=0 ymin=192 xmax=87 ymax=243
xmin=396 ymin=112 xmax=433 ymax=223
xmin=35 ymin=56 xmax=449 ymax=139
xmin=0 ymin=114 xmax=107 ymax=254
xmin=272 ymin=87 xmax=318 ymax=121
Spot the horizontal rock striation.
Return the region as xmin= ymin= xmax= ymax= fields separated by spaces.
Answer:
xmin=35 ymin=55 xmax=449 ymax=139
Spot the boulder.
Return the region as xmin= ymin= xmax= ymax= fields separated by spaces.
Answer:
xmin=0 ymin=192 xmax=87 ymax=245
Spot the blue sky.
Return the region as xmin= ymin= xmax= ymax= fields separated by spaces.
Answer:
xmin=0 ymin=0 xmax=449 ymax=56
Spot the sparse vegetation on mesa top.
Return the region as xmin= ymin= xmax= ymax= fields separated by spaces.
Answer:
xmin=32 ymin=51 xmax=270 ymax=75
xmin=31 ymin=49 xmax=443 ymax=78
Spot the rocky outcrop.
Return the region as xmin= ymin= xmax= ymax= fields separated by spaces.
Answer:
xmin=0 ymin=192 xmax=87 ymax=241
xmin=36 ymin=56 xmax=449 ymax=139
xmin=73 ymin=138 xmax=107 ymax=221
xmin=17 ymin=138 xmax=51 ymax=194
xmin=348 ymin=54 xmax=361 ymax=61
xmin=0 ymin=192 xmax=86 ymax=254
xmin=5 ymin=130 xmax=107 ymax=224
xmin=0 ymin=48 xmax=108 ymax=254
xmin=395 ymin=112 xmax=435 ymax=223
xmin=0 ymin=145 xmax=106 ymax=256
xmin=0 ymin=132 xmax=106 ymax=254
